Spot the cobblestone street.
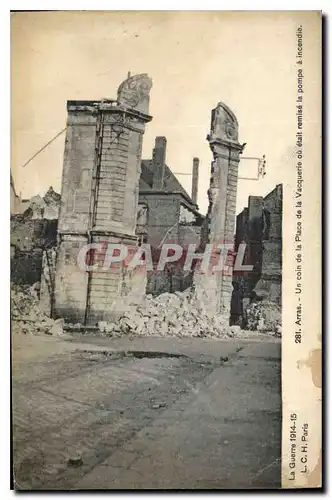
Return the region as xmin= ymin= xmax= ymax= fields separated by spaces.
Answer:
xmin=12 ymin=333 xmax=281 ymax=490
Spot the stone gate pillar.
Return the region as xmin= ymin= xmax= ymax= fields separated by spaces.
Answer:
xmin=194 ymin=102 xmax=244 ymax=316
xmin=53 ymin=74 xmax=152 ymax=324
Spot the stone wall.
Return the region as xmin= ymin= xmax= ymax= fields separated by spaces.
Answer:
xmin=254 ymin=184 xmax=283 ymax=302
xmin=11 ymin=216 xmax=58 ymax=285
xmin=39 ymin=248 xmax=57 ymax=316
xmin=193 ymin=101 xmax=244 ymax=316
xmin=138 ymin=193 xmax=181 ymax=249
xmin=53 ymin=74 xmax=153 ymax=324
xmin=138 ymin=192 xmax=203 ymax=296
xmin=146 ymin=268 xmax=192 ymax=296
xmin=230 ymin=184 xmax=283 ymax=326
xmin=11 ymin=248 xmax=44 ymax=285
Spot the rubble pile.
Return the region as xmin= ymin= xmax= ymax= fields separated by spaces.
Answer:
xmin=245 ymin=300 xmax=281 ymax=336
xmin=97 ymin=290 xmax=247 ymax=339
xmin=21 ymin=186 xmax=61 ymax=220
xmin=11 ymin=283 xmax=62 ymax=336
xmin=11 ymin=285 xmax=278 ymax=339
xmin=43 ymin=187 xmax=61 ymax=220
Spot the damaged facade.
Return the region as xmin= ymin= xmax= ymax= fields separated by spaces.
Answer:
xmin=13 ymin=73 xmax=258 ymax=329
xmin=230 ymin=184 xmax=283 ymax=327
xmin=193 ymin=102 xmax=245 ymax=316
xmin=138 ymin=138 xmax=204 ymax=295
xmin=11 ymin=184 xmax=60 ymax=284
xmin=53 ymin=74 xmax=153 ymax=325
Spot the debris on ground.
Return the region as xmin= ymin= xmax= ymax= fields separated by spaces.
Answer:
xmin=245 ymin=300 xmax=281 ymax=336
xmin=95 ymin=290 xmax=251 ymax=339
xmin=11 ymin=282 xmax=61 ymax=336
xmin=47 ymin=318 xmax=65 ymax=337
xmin=11 ymin=283 xmax=277 ymax=339
xmin=151 ymin=403 xmax=167 ymax=409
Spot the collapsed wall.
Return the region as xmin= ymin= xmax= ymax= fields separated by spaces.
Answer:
xmin=11 ymin=212 xmax=58 ymax=285
xmin=231 ymin=184 xmax=283 ymax=330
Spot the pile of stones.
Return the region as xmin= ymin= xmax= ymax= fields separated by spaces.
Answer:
xmin=11 ymin=282 xmax=63 ymax=336
xmin=12 ymin=284 xmax=279 ymax=339
xmin=245 ymin=300 xmax=282 ymax=336
xmin=97 ymin=290 xmax=246 ymax=339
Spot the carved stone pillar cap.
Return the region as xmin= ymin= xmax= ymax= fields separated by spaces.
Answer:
xmin=117 ymin=73 xmax=153 ymax=115
xmin=209 ymin=101 xmax=239 ymax=144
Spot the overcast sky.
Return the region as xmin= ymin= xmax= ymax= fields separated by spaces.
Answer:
xmin=11 ymin=11 xmax=316 ymax=214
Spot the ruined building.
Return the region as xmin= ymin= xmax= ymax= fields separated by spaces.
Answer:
xmin=138 ymin=139 xmax=202 ymax=248
xmin=16 ymin=74 xmax=247 ymax=325
xmin=10 ymin=172 xmax=31 ymax=215
xmin=137 ymin=138 xmax=204 ymax=294
xmin=230 ymin=184 xmax=283 ymax=326
xmin=53 ymin=73 xmax=153 ymax=324
xmin=11 ymin=177 xmax=60 ymax=285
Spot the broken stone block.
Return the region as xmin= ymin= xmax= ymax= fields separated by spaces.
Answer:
xmin=275 ymin=324 xmax=282 ymax=337
xmin=48 ymin=318 xmax=64 ymax=336
xmin=105 ymin=323 xmax=115 ymax=334
xmin=97 ymin=321 xmax=107 ymax=333
xmin=245 ymin=300 xmax=281 ymax=332
xmin=159 ymin=322 xmax=168 ymax=336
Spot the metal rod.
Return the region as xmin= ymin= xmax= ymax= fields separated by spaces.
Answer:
xmin=238 ymin=176 xmax=259 ymax=181
xmin=21 ymin=128 xmax=67 ymax=168
xmin=173 ymin=172 xmax=192 ymax=176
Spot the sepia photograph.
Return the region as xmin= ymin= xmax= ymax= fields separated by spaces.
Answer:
xmin=10 ymin=11 xmax=321 ymax=490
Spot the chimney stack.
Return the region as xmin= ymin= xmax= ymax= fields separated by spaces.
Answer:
xmin=191 ymin=157 xmax=199 ymax=205
xmin=152 ymin=136 xmax=167 ymax=189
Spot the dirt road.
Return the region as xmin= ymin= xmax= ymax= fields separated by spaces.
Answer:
xmin=12 ymin=333 xmax=281 ymax=490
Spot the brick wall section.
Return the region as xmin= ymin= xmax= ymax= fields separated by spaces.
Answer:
xmin=255 ymin=184 xmax=282 ymax=301
xmin=263 ymin=184 xmax=283 ymax=240
xmin=152 ymin=137 xmax=167 ymax=190
xmin=231 ymin=195 xmax=264 ymax=313
xmin=138 ymin=192 xmax=202 ymax=295
xmin=138 ymin=193 xmax=181 ymax=295
xmin=138 ymin=193 xmax=181 ymax=248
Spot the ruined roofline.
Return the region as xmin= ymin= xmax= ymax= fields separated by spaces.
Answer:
xmin=139 ymin=189 xmax=203 ymax=219
xmin=237 ymin=183 xmax=284 ymax=216
xmin=141 ymin=159 xmax=194 ymax=205
xmin=66 ymin=100 xmax=152 ymax=123
xmin=139 ymin=189 xmax=192 ymax=203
